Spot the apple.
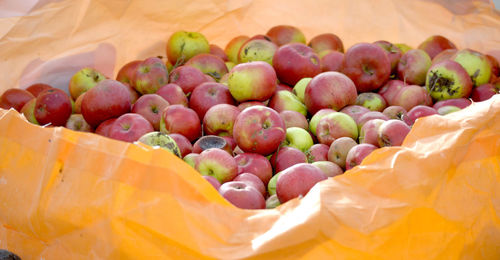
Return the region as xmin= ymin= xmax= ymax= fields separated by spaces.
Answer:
xmin=357 ymin=111 xmax=389 ymax=130
xmin=276 ymin=83 xmax=293 ymax=93
xmin=227 ymin=61 xmax=277 ymax=102
xmin=123 ymin=83 xmax=140 ymax=105
xmin=309 ymin=108 xmax=336 ymax=136
xmin=451 ymin=49 xmax=492 ymax=87
xmin=166 ymin=30 xmax=210 ymax=65
xmin=279 ymin=110 xmax=309 ymax=130
xmin=222 ymin=136 xmax=237 ymax=152
xmin=328 ymin=136 xmax=357 ymax=169
xmin=378 ymin=79 xmax=407 ymax=105
xmin=374 ymin=40 xmax=403 ymax=73
xmin=433 ymin=98 xmax=472 ymax=110
xmin=20 ymin=98 xmax=38 ymax=124
xmin=189 ymin=82 xmax=235 ymax=119
xmin=65 ymin=114 xmax=93 ymax=132
xmin=486 ymin=54 xmax=499 ymax=79
xmin=389 ymin=85 xmax=433 ymax=111
xmin=192 ymin=135 xmax=232 ymax=155
xmin=219 ymin=181 xmax=266 ymax=209
xmin=234 ymin=152 xmax=273 ymax=185
xmin=471 ymin=83 xmax=500 ymax=102
xmin=417 ymin=35 xmax=457 ymax=59
xmin=342 ymin=43 xmax=391 ymax=92
xmin=270 ymin=146 xmax=308 ymax=173
xmin=407 ymin=105 xmax=438 ymax=125
xmin=437 ymin=105 xmax=461 ymax=115
xmin=0 ymin=88 xmax=35 ymax=112
xmin=383 ymin=106 xmax=411 ymax=125
xmin=160 ymin=105 xmax=202 ymax=142
xmin=224 ymin=35 xmax=250 ymax=63
xmin=237 ymin=38 xmax=278 ymax=65
xmin=156 ymin=83 xmax=188 ymax=107
xmin=266 ymin=194 xmax=281 ymax=209
xmin=377 ymin=119 xmax=411 ymax=147
xmin=133 ymin=57 xmax=168 ymax=94
xmin=168 ymin=133 xmax=193 ymax=158
xmin=131 ymin=94 xmax=169 ymax=130
xmin=237 ymin=101 xmax=266 ymax=111
xmin=202 ymin=104 xmax=240 ymax=137
xmin=183 ymin=153 xmax=200 ymax=168
xmin=315 ymin=112 xmax=358 ymax=146
xmin=339 ymin=105 xmax=370 ymax=125
xmin=185 ymin=53 xmax=228 ymax=81
xmin=116 ymin=60 xmax=141 ymax=87
xmin=195 ymin=148 xmax=238 ymax=183
xmin=394 ymin=43 xmax=413 ymax=54
xmin=267 ymin=172 xmax=282 ymax=196
xmin=209 ymin=44 xmax=229 ymax=61
xmin=95 ymin=118 xmax=117 ymax=137
xmin=284 ymin=127 xmax=314 ymax=152
xmin=304 ymin=71 xmax=357 ymax=114
xmin=138 ymin=131 xmax=182 ymax=157
xmin=355 ymin=92 xmax=387 ymax=112
xmin=272 ymin=43 xmax=321 ymax=86
xmin=108 ymin=113 xmax=153 ymax=142
xmin=234 ymin=173 xmax=266 ymax=197
xmin=397 ymin=49 xmax=432 ymax=85
xmin=311 ymin=161 xmax=343 ymax=178
xmin=308 ymin=33 xmax=344 ymax=53
xmin=81 ymin=79 xmax=131 ymax=128
xmin=345 ymin=143 xmax=378 ymax=170
xmin=359 ymin=119 xmax=385 ymax=147
xmin=233 ymin=106 xmax=286 ymax=155
xmin=266 ymin=25 xmax=306 ymax=46
xmin=25 ymin=83 xmax=52 ymax=97
xmin=34 ymin=88 xmax=72 ymax=126
xmin=425 ymin=60 xmax=473 ymax=101
xmin=431 ymin=49 xmax=457 ymax=66
xmin=268 ymin=90 xmax=307 ymax=116
xmin=276 ymin=163 xmax=327 ymax=203
xmin=292 ymin=77 xmax=312 ymax=102
xmin=68 ymin=67 xmax=107 ymax=100
xmin=203 ymin=175 xmax=221 ymax=191
xmin=306 ymin=143 xmax=329 ymax=162
xmin=168 ymin=65 xmax=209 ymax=95
xmin=320 ymin=50 xmax=344 ymax=72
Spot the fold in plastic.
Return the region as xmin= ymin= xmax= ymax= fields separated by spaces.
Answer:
xmin=1 ymin=0 xmax=500 ymax=259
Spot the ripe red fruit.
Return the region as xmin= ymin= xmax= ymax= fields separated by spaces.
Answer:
xmin=34 ymin=88 xmax=72 ymax=126
xmin=0 ymin=89 xmax=35 ymax=112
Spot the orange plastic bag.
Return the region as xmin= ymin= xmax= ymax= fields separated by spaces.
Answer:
xmin=1 ymin=0 xmax=500 ymax=258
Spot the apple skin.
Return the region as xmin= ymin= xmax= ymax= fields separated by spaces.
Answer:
xmin=156 ymin=83 xmax=188 ymax=107
xmin=320 ymin=50 xmax=344 ymax=72
xmin=0 ymin=88 xmax=35 ymax=112
xmin=20 ymin=98 xmax=38 ymax=124
xmin=272 ymin=43 xmax=321 ymax=86
xmin=166 ymin=31 xmax=210 ymax=65
xmin=342 ymin=43 xmax=392 ymax=92
xmin=407 ymin=105 xmax=438 ymax=125
xmin=425 ymin=60 xmax=473 ymax=101
xmin=34 ymin=88 xmax=72 ymax=126
xmin=431 ymin=49 xmax=457 ymax=66
xmin=432 ymin=98 xmax=472 ymax=110
xmin=397 ymin=49 xmax=432 ymax=86
xmin=486 ymin=55 xmax=499 ymax=79
xmin=203 ymin=175 xmax=221 ymax=191
xmin=328 ymin=136 xmax=358 ymax=169
xmin=437 ymin=106 xmax=461 ymax=115
xmin=266 ymin=194 xmax=281 ymax=209
xmin=279 ymin=110 xmax=309 ymax=130
xmin=276 ymin=83 xmax=293 ymax=93
xmin=306 ymin=143 xmax=329 ymax=162
xmin=266 ymin=25 xmax=306 ymax=46
xmin=65 ymin=114 xmax=93 ymax=132
xmin=270 ymin=146 xmax=308 ymax=173
xmin=304 ymin=71 xmax=357 ymax=114
xmin=25 ymin=83 xmax=52 ymax=97
xmin=308 ymin=33 xmax=344 ymax=53
xmin=195 ymin=148 xmax=238 ymax=184
xmin=189 ymin=82 xmax=235 ymax=119
xmin=116 ymin=60 xmax=141 ymax=87
xmin=81 ymin=79 xmax=131 ymax=128
xmin=377 ymin=119 xmax=411 ymax=147
xmin=219 ymin=181 xmax=266 ymax=209
xmin=234 ymin=152 xmax=273 ymax=185
xmin=395 ymin=43 xmax=413 ymax=54
xmin=237 ymin=38 xmax=278 ymax=65
xmin=233 ymin=106 xmax=286 ymax=155
xmin=168 ymin=65 xmax=209 ymax=95
xmin=355 ymin=92 xmax=387 ymax=112
xmin=471 ymin=83 xmax=500 ymax=102
xmin=417 ymin=35 xmax=457 ymax=59
xmin=451 ymin=49 xmax=492 ymax=87
xmin=378 ymin=79 xmax=407 ymax=105
xmin=95 ymin=118 xmax=117 ymax=137
xmin=311 ymin=161 xmax=343 ymax=178
xmin=339 ymin=105 xmax=370 ymax=126
xmin=224 ymin=35 xmax=250 ymax=63
xmin=389 ymin=85 xmax=433 ymax=111
xmin=268 ymin=90 xmax=307 ymax=116
xmin=234 ymin=173 xmax=267 ymax=197
xmin=292 ymin=77 xmax=312 ymax=103
xmin=203 ymin=104 xmax=240 ymax=137
xmin=159 ymin=105 xmax=202 ymax=142
xmin=138 ymin=131 xmax=182 ymax=158
xmin=276 ymin=163 xmax=327 ymax=203
xmin=359 ymin=119 xmax=386 ymax=147
xmin=316 ymin=112 xmax=358 ymax=146
xmin=357 ymin=111 xmax=389 ymax=130
xmin=209 ymin=44 xmax=229 ymax=62
xmin=309 ymin=108 xmax=336 ymax=136
xmin=192 ymin=135 xmax=233 ymax=155
xmin=237 ymin=101 xmax=266 ymax=111
xmin=168 ymin=133 xmax=193 ymax=158
xmin=131 ymin=94 xmax=169 ymax=130
xmin=133 ymin=57 xmax=169 ymax=95
xmin=68 ymin=68 xmax=107 ymax=100
xmin=284 ymin=127 xmax=314 ymax=152
xmin=227 ymin=61 xmax=277 ymax=102
xmin=267 ymin=172 xmax=281 ymax=196
xmin=185 ymin=53 xmax=228 ymax=81
xmin=374 ymin=40 xmax=403 ymax=73
xmin=183 ymin=153 xmax=200 ymax=168
xmin=108 ymin=113 xmax=154 ymax=142
xmin=345 ymin=143 xmax=378 ymax=170
xmin=383 ymin=106 xmax=411 ymax=125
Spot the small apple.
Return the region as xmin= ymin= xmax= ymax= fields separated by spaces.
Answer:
xmin=407 ymin=105 xmax=438 ymax=125
xmin=108 ymin=113 xmax=154 ymax=142
xmin=389 ymin=85 xmax=433 ymax=111
xmin=168 ymin=65 xmax=209 ymax=95
xmin=268 ymin=90 xmax=307 ymax=116
xmin=417 ymin=35 xmax=457 ymax=59
xmin=304 ymin=71 xmax=357 ymax=114
xmin=116 ymin=60 xmax=141 ymax=87
xmin=284 ymin=127 xmax=314 ymax=152
xmin=377 ymin=119 xmax=411 ymax=147
xmin=68 ymin=67 xmax=107 ymax=100
xmin=34 ymin=88 xmax=72 ymax=126
xmin=357 ymin=111 xmax=389 ymax=130
xmin=378 ymin=79 xmax=407 ymax=105
xmin=20 ymin=98 xmax=38 ymax=124
xmin=166 ymin=30 xmax=210 ymax=65
xmin=65 ymin=114 xmax=93 ymax=132
xmin=425 ymin=60 xmax=473 ymax=101
xmin=431 ymin=49 xmax=457 ymax=66
xmin=328 ymin=137 xmax=357 ymax=169
xmin=292 ymin=77 xmax=312 ymax=103
xmin=189 ymin=82 xmax=235 ymax=119
xmin=315 ymin=112 xmax=358 ymax=146
xmin=209 ymin=44 xmax=229 ymax=61
xmin=397 ymin=49 xmax=432 ymax=85
xmin=195 ymin=148 xmax=238 ymax=184
xmin=279 ymin=110 xmax=309 ymax=130
xmin=311 ymin=161 xmax=343 ymax=178
xmin=95 ymin=118 xmax=117 ymax=137
xmin=320 ymin=50 xmax=344 ymax=72
xmin=383 ymin=106 xmax=411 ymax=125
xmin=133 ymin=57 xmax=168 ymax=94
xmin=138 ymin=131 xmax=181 ymax=157
xmin=374 ymin=40 xmax=403 ymax=73
xmin=183 ymin=153 xmax=200 ymax=168
xmin=224 ymin=35 xmax=250 ymax=63
xmin=131 ymin=94 xmax=169 ymax=130
xmin=339 ymin=105 xmax=370 ymax=126
xmin=156 ymin=83 xmax=188 ymax=107
xmin=219 ymin=181 xmax=266 ymax=209
xmin=168 ymin=133 xmax=193 ymax=158
xmin=306 ymin=143 xmax=329 ymax=162
xmin=308 ymin=33 xmax=344 ymax=53
xmin=234 ymin=173 xmax=266 ymax=197
xmin=227 ymin=61 xmax=277 ymax=102
xmin=309 ymin=108 xmax=336 ymax=136
xmin=0 ymin=88 xmax=35 ymax=112
xmin=355 ymin=93 xmax=387 ymax=112
xmin=345 ymin=143 xmax=378 ymax=170
xmin=270 ymin=146 xmax=308 ymax=173
xmin=451 ymin=49 xmax=492 ymax=87
xmin=276 ymin=163 xmax=327 ymax=203
xmin=237 ymin=38 xmax=278 ymax=65
xmin=394 ymin=43 xmax=413 ymax=54
xmin=266 ymin=25 xmax=306 ymax=46
xmin=25 ymin=83 xmax=52 ymax=97
xmin=471 ymin=83 xmax=500 ymax=102
xmin=359 ymin=119 xmax=386 ymax=147
xmin=160 ymin=105 xmax=201 ymax=142
xmin=272 ymin=43 xmax=321 ymax=86
xmin=185 ymin=53 xmax=228 ymax=81
xmin=234 ymin=152 xmax=273 ymax=185
xmin=203 ymin=104 xmax=240 ymax=137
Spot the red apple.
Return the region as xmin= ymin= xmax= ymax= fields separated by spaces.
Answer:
xmin=185 ymin=53 xmax=228 ymax=81
xmin=306 ymin=143 xmax=329 ymax=162
xmin=272 ymin=43 xmax=321 ymax=86
xmin=309 ymin=108 xmax=336 ymax=136
xmin=431 ymin=49 xmax=457 ymax=66
xmin=320 ymin=50 xmax=344 ymax=72
xmin=227 ymin=61 xmax=277 ymax=102
xmin=266 ymin=25 xmax=306 ymax=46
xmin=418 ymin=35 xmax=457 ymax=59
xmin=219 ymin=181 xmax=265 ymax=209
xmin=270 ymin=146 xmax=308 ymax=173
xmin=195 ymin=148 xmax=238 ymax=184
xmin=108 ymin=113 xmax=154 ymax=142
xmin=279 ymin=110 xmax=309 ymax=130
xmin=123 ymin=83 xmax=140 ymax=105
xmin=73 ymin=93 xmax=85 ymax=114
xmin=160 ymin=105 xmax=201 ymax=142
xmin=374 ymin=40 xmax=402 ymax=73
xmin=116 ymin=60 xmax=141 ymax=87
xmin=345 ymin=143 xmax=378 ymax=170
xmin=168 ymin=133 xmax=193 ymax=158
xmin=339 ymin=105 xmax=370 ymax=125
xmin=377 ymin=119 xmax=411 ymax=147
xmin=209 ymin=44 xmax=229 ymax=61
xmin=357 ymin=111 xmax=389 ymax=130
xmin=34 ymin=88 xmax=72 ymax=126
xmin=315 ymin=112 xmax=358 ymax=146
xmin=304 ymin=71 xmax=357 ymax=114
xmin=471 ymin=83 xmax=500 ymax=102
xmin=65 ymin=114 xmax=93 ymax=132
xmin=203 ymin=104 xmax=240 ymax=137
xmin=156 ymin=83 xmax=188 ymax=107
xmin=25 ymin=83 xmax=52 ymax=97
xmin=203 ymin=175 xmax=221 ymax=191
xmin=378 ymin=79 xmax=407 ymax=105
xmin=95 ymin=118 xmax=117 ymax=137
xmin=133 ymin=57 xmax=168 ymax=94
xmin=389 ymin=85 xmax=433 ymax=111
xmin=237 ymin=101 xmax=266 ymax=111
xmin=234 ymin=152 xmax=273 ymax=185
xmin=308 ymin=33 xmax=344 ymax=53
xmin=311 ymin=161 xmax=343 ymax=178
xmin=0 ymin=88 xmax=35 ymax=112
xmin=486 ymin=54 xmax=499 ymax=78
xmin=189 ymin=82 xmax=235 ymax=119
xmin=131 ymin=94 xmax=169 ymax=130
xmin=234 ymin=173 xmax=267 ymax=197
xmin=432 ymin=98 xmax=472 ymax=110
xmin=276 ymin=163 xmax=327 ymax=203
xmin=397 ymin=49 xmax=432 ymax=85
xmin=407 ymin=105 xmax=438 ymax=125
xmin=383 ymin=106 xmax=411 ymax=125
xmin=276 ymin=83 xmax=293 ymax=93
xmin=359 ymin=119 xmax=386 ymax=147
xmin=168 ymin=65 xmax=208 ymax=95
xmin=328 ymin=137 xmax=357 ymax=169
xmin=224 ymin=35 xmax=250 ymax=63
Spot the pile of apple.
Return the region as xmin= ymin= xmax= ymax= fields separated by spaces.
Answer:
xmin=1 ymin=25 xmax=499 ymax=210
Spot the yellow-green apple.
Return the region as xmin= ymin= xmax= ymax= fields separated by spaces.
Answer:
xmin=81 ymin=79 xmax=131 ymax=127
xmin=342 ymin=43 xmax=391 ymax=92
xmin=471 ymin=83 xmax=500 ymax=102
xmin=377 ymin=119 xmax=411 ymax=147
xmin=192 ymin=135 xmax=232 ymax=155
xmin=284 ymin=127 xmax=314 ymax=152
xmin=138 ymin=131 xmax=181 ymax=157
xmin=168 ymin=133 xmax=192 ymax=157
xmin=227 ymin=61 xmax=277 ymax=102
xmin=219 ymin=181 xmax=266 ymax=209
xmin=233 ymin=106 xmax=285 ymax=155
xmin=131 ymin=94 xmax=169 ymax=130
xmin=234 ymin=173 xmax=266 ymax=197
xmin=431 ymin=49 xmax=457 ymax=66
xmin=168 ymin=65 xmax=208 ymax=95
xmin=308 ymin=33 xmax=344 ymax=53
xmin=407 ymin=105 xmax=438 ymax=125
xmin=224 ymin=62 xmax=236 ymax=72
xmin=279 ymin=110 xmax=308 ymax=130
xmin=183 ymin=153 xmax=199 ymax=168
xmin=378 ymin=79 xmax=407 ymax=105
xmin=25 ymin=83 xmax=52 ymax=97
xmin=359 ymin=119 xmax=385 ymax=146
xmin=306 ymin=143 xmax=329 ymax=162
xmin=304 ymin=71 xmax=357 ymax=114
xmin=355 ymin=92 xmax=387 ymax=112
xmin=345 ymin=143 xmax=377 ymax=170
xmin=266 ymin=25 xmax=306 ymax=46
xmin=315 ymin=112 xmax=358 ymax=146
xmin=276 ymin=163 xmax=327 ymax=203
xmin=166 ymin=31 xmax=210 ymax=65
xmin=266 ymin=194 xmax=281 ymax=209
xmin=425 ymin=60 xmax=473 ymax=101
xmin=268 ymin=90 xmax=307 ymax=116
xmin=133 ymin=57 xmax=168 ymax=94
xmin=395 ymin=43 xmax=412 ymax=54
xmin=237 ymin=38 xmax=278 ymax=65
xmin=437 ymin=106 xmax=461 ymax=115
xmin=203 ymin=104 xmax=240 ymax=137
xmin=68 ymin=68 xmax=106 ymax=100
xmin=189 ymin=82 xmax=235 ymax=119
xmin=357 ymin=111 xmax=389 ymax=130
xmin=374 ymin=40 xmax=402 ymax=73
xmin=235 ymin=152 xmax=273 ymax=185
xmin=156 ymin=83 xmax=188 ymax=107
xmin=224 ymin=35 xmax=250 ymax=63
xmin=209 ymin=44 xmax=228 ymax=61
xmin=390 ymin=85 xmax=433 ymax=111
xmin=451 ymin=49 xmax=492 ymax=87
xmin=203 ymin=175 xmax=221 ymax=190
xmin=116 ymin=60 xmax=141 ymax=87
xmin=309 ymin=108 xmax=336 ymax=136
xmin=160 ymin=104 xmax=201 ymax=142
xmin=270 ymin=146 xmax=308 ymax=173
xmin=339 ymin=105 xmax=370 ymax=126
xmin=267 ymin=172 xmax=282 ymax=196
xmin=383 ymin=106 xmax=411 ymax=125
xmin=311 ymin=161 xmax=343 ymax=178
xmin=0 ymin=88 xmax=34 ymax=112
xmin=20 ymin=98 xmax=38 ymax=124
xmin=320 ymin=50 xmax=344 ymax=72
xmin=418 ymin=35 xmax=457 ymax=59
xmin=272 ymin=43 xmax=321 ymax=86
xmin=65 ymin=114 xmax=93 ymax=132
xmin=397 ymin=49 xmax=432 ymax=85
xmin=108 ymin=113 xmax=154 ymax=142
xmin=432 ymin=98 xmax=471 ymax=110
xmin=185 ymin=53 xmax=228 ymax=81
xmin=237 ymin=101 xmax=266 ymax=111
xmin=328 ymin=137 xmax=357 ymax=169
xmin=34 ymin=88 xmax=72 ymax=126
xmin=292 ymin=77 xmax=312 ymax=102
xmin=195 ymin=148 xmax=238 ymax=183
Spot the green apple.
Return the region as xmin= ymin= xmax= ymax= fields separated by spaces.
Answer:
xmin=292 ymin=77 xmax=312 ymax=102
xmin=183 ymin=153 xmax=199 ymax=168
xmin=268 ymin=90 xmax=307 ymax=116
xmin=68 ymin=67 xmax=106 ymax=100
xmin=426 ymin=60 xmax=473 ymax=101
xmin=451 ymin=49 xmax=492 ymax=87
xmin=267 ymin=172 xmax=282 ymax=196
xmin=266 ymin=194 xmax=281 ymax=209
xmin=166 ymin=31 xmax=210 ymax=65
xmin=284 ymin=127 xmax=314 ymax=152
